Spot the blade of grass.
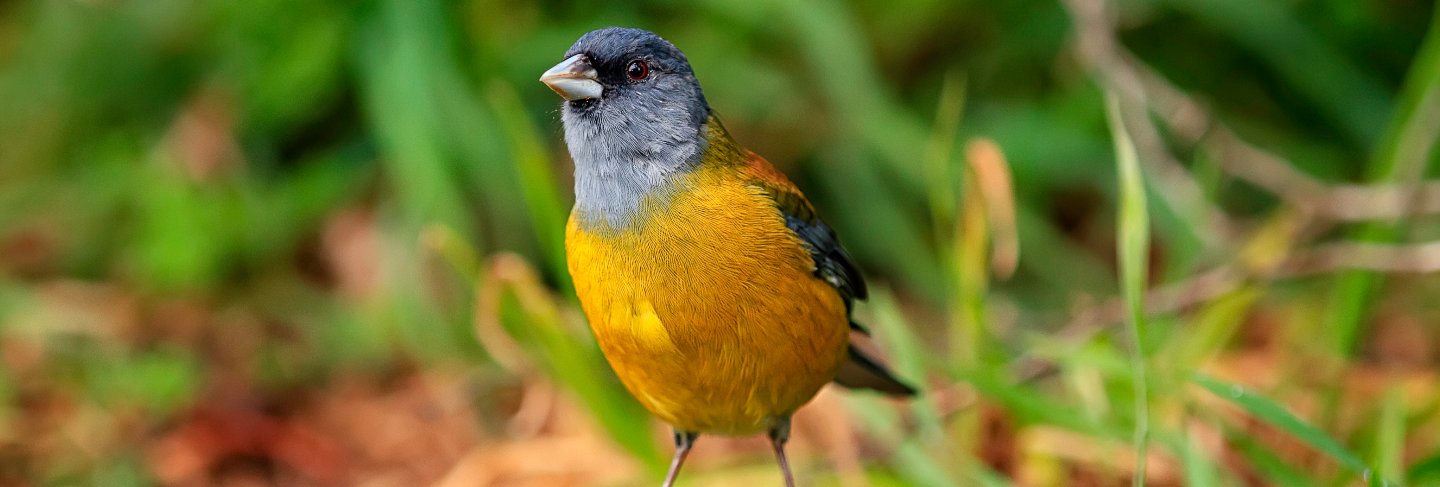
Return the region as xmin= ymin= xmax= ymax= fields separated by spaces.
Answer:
xmin=1106 ymin=93 xmax=1151 ymax=486
xmin=961 ymin=369 xmax=1108 ymax=436
xmin=1171 ymin=414 xmax=1221 ymax=487
xmin=1161 ymin=286 xmax=1260 ymax=374
xmin=1325 ymin=1 xmax=1440 ymax=358
xmin=954 ymin=146 xmax=990 ymax=367
xmin=1191 ymin=373 xmax=1381 ymax=483
xmin=1316 ymin=8 xmax=1440 ymax=457
xmin=1228 ymin=423 xmax=1317 ymax=487
xmin=924 ymin=72 xmax=966 ymax=240
xmin=1373 ymin=382 xmax=1406 ymax=484
xmin=1409 ymin=454 xmax=1440 ymax=485
xmin=354 ymin=0 xmax=474 ymax=240
xmin=845 ymin=396 xmax=953 ymax=486
xmin=860 ymin=287 xmax=964 ymax=484
xmin=486 ymin=80 xmax=573 ymax=294
xmin=866 ymin=288 xmax=942 ymax=440
xmin=925 ymin=72 xmax=969 ymax=367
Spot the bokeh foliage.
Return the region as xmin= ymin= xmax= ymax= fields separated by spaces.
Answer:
xmin=1 ymin=0 xmax=1438 ymax=485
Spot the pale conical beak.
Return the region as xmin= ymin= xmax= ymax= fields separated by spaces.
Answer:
xmin=540 ymin=54 xmax=602 ymax=101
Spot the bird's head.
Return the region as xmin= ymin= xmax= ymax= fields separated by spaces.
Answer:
xmin=541 ymin=27 xmax=716 ymax=229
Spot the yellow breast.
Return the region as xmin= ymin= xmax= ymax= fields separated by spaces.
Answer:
xmin=565 ymin=166 xmax=850 ymax=435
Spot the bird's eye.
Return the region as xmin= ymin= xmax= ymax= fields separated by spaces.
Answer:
xmin=625 ymin=60 xmax=648 ymax=81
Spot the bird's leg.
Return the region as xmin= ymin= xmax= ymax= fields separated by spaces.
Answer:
xmin=662 ymin=430 xmax=699 ymax=487
xmin=768 ymin=417 xmax=796 ymax=487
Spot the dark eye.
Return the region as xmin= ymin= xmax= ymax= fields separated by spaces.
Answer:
xmin=625 ymin=60 xmax=648 ymax=81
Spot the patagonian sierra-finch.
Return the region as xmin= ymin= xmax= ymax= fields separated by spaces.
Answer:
xmin=540 ymin=27 xmax=917 ymax=487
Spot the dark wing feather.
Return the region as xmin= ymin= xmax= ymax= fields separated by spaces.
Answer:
xmin=771 ymin=191 xmax=869 ymax=314
xmin=743 ymin=152 xmax=916 ymax=397
xmin=742 ymin=153 xmax=866 ymax=309
xmin=834 ymin=345 xmax=919 ymax=395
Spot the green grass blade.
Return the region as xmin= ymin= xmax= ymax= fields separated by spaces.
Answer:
xmin=1106 ymin=93 xmax=1151 ymax=486
xmin=1230 ymin=425 xmax=1316 ymax=487
xmin=923 ymin=72 xmax=967 ymax=236
xmin=487 ymin=80 xmax=573 ymax=293
xmin=1178 ymin=436 xmax=1221 ymax=486
xmin=1325 ymin=0 xmax=1440 ymax=357
xmin=354 ymin=0 xmax=474 ymax=240
xmin=1191 ymin=373 xmax=1379 ymax=482
xmin=861 ymin=288 xmax=970 ymax=484
xmin=1373 ymin=383 xmax=1406 ymax=485
xmin=961 ymin=369 xmax=1108 ymax=436
xmin=1162 ymin=287 xmax=1259 ymax=374
xmin=1409 ymin=453 xmax=1440 ymax=485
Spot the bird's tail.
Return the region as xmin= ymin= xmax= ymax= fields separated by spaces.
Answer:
xmin=833 ymin=344 xmax=918 ymax=396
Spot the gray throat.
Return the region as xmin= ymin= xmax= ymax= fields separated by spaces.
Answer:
xmin=563 ymin=105 xmax=707 ymax=231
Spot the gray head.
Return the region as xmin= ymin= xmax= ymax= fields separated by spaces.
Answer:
xmin=540 ymin=27 xmax=712 ymax=230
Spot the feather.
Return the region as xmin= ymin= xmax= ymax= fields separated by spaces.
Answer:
xmin=743 ymin=152 xmax=867 ymax=310
xmin=834 ymin=344 xmax=918 ymax=396
xmin=740 ymin=151 xmax=916 ymax=397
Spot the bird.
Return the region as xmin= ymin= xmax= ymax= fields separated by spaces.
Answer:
xmin=539 ymin=27 xmax=916 ymax=487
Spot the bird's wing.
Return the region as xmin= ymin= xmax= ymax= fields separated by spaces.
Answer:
xmin=742 ymin=151 xmax=916 ymax=397
xmin=742 ymin=152 xmax=867 ymax=314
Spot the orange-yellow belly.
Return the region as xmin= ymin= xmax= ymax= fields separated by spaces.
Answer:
xmin=565 ymin=170 xmax=850 ymax=435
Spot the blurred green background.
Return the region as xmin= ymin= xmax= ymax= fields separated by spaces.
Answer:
xmin=2 ymin=0 xmax=1439 ymax=485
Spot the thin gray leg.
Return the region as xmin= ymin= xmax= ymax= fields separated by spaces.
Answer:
xmin=768 ymin=418 xmax=796 ymax=487
xmin=662 ymin=430 xmax=699 ymax=487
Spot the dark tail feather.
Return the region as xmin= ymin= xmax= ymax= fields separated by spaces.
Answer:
xmin=833 ymin=345 xmax=918 ymax=396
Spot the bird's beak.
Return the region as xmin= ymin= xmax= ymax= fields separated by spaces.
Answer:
xmin=540 ymin=54 xmax=602 ymax=101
